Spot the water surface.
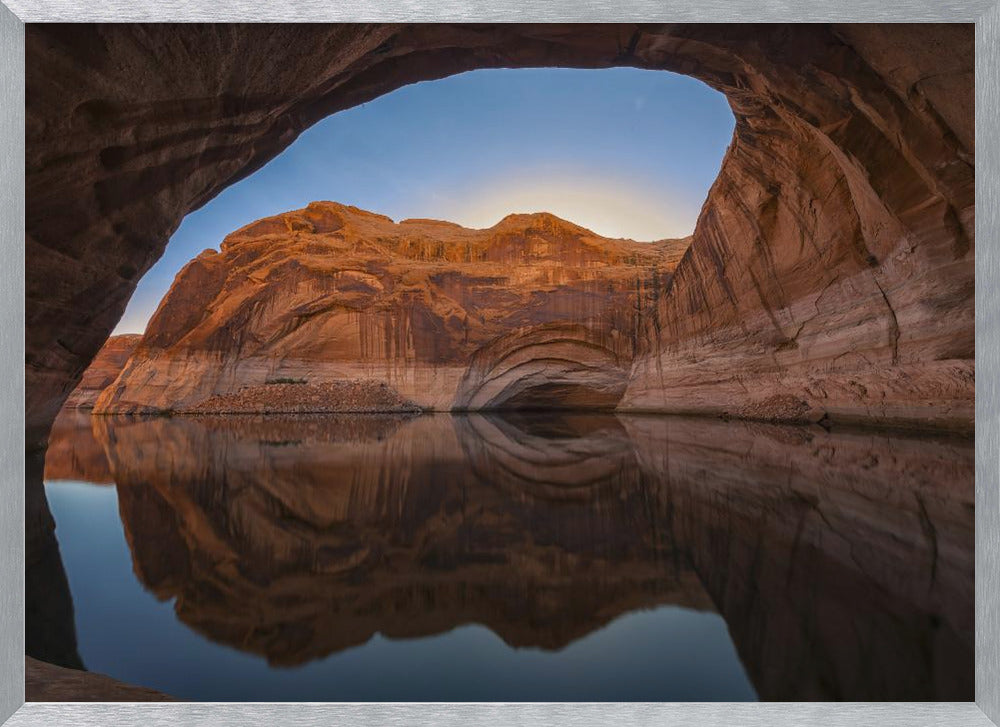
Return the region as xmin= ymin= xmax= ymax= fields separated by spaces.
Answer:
xmin=36 ymin=411 xmax=974 ymax=701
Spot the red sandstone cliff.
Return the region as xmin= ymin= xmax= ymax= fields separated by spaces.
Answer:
xmin=26 ymin=25 xmax=974 ymax=442
xmin=62 ymin=334 xmax=141 ymax=409
xmin=95 ymin=203 xmax=685 ymax=414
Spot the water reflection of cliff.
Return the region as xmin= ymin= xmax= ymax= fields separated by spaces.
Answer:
xmin=43 ymin=409 xmax=114 ymax=484
xmin=46 ymin=412 xmax=974 ymax=700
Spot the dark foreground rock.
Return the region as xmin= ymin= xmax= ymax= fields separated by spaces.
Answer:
xmin=26 ymin=657 xmax=174 ymax=702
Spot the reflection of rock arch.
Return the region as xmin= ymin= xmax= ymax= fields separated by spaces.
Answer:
xmin=455 ymin=413 xmax=638 ymax=500
xmin=91 ymin=414 xmax=702 ymax=666
xmin=454 ymin=324 xmax=629 ymax=410
xmin=43 ymin=412 xmax=974 ymax=698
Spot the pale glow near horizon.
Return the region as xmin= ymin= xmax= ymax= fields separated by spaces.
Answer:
xmin=434 ymin=170 xmax=695 ymax=241
xmin=111 ymin=68 xmax=734 ymax=335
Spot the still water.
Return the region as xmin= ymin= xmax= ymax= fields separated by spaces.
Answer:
xmin=36 ymin=410 xmax=974 ymax=701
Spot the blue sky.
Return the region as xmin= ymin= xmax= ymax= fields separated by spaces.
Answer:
xmin=114 ymin=68 xmax=734 ymax=334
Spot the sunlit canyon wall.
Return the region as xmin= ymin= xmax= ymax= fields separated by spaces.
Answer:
xmin=90 ymin=204 xmax=686 ymax=414
xmin=26 ymin=24 xmax=974 ymax=446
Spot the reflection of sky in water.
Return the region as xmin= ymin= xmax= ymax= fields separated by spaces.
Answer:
xmin=45 ymin=480 xmax=757 ymax=702
xmin=38 ymin=411 xmax=973 ymax=700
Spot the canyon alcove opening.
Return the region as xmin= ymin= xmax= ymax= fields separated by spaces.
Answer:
xmin=26 ymin=23 xmax=974 ymax=704
xmin=87 ymin=65 xmax=734 ymax=419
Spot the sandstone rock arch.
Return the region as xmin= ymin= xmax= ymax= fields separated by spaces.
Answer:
xmin=26 ymin=23 xmax=974 ymax=445
xmin=454 ymin=323 xmax=630 ymax=411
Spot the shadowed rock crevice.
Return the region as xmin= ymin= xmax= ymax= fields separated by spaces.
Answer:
xmin=454 ymin=323 xmax=631 ymax=411
xmin=498 ymin=382 xmax=620 ymax=411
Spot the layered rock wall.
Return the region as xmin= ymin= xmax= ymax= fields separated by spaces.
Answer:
xmin=620 ymin=24 xmax=974 ymax=428
xmin=61 ymin=334 xmax=140 ymax=409
xmin=94 ymin=204 xmax=681 ymax=414
xmin=26 ymin=24 xmax=974 ymax=443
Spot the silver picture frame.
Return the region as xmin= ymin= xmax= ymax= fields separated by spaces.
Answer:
xmin=1 ymin=2 xmax=997 ymax=725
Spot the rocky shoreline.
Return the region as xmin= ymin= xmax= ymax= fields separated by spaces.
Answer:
xmin=183 ymin=379 xmax=424 ymax=415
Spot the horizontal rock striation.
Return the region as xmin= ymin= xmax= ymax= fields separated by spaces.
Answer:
xmin=94 ymin=204 xmax=682 ymax=414
xmin=61 ymin=334 xmax=141 ymax=410
xmin=617 ymin=24 xmax=975 ymax=429
xmin=26 ymin=24 xmax=974 ymax=444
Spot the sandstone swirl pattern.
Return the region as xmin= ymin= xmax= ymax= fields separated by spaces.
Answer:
xmin=26 ymin=25 xmax=974 ymax=441
xmin=94 ymin=203 xmax=686 ymax=414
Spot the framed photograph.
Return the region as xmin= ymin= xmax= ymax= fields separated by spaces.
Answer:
xmin=2 ymin=3 xmax=998 ymax=726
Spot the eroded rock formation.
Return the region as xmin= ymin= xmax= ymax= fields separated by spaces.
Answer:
xmin=25 ymin=24 xmax=975 ymax=445
xmin=94 ymin=203 xmax=681 ymax=414
xmin=61 ymin=334 xmax=141 ymax=410
xmin=44 ymin=411 xmax=973 ymax=699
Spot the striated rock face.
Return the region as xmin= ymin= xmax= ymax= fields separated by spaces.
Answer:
xmin=26 ymin=24 xmax=974 ymax=444
xmin=62 ymin=334 xmax=141 ymax=410
xmin=94 ymin=203 xmax=682 ymax=414
xmin=617 ymin=24 xmax=974 ymax=429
